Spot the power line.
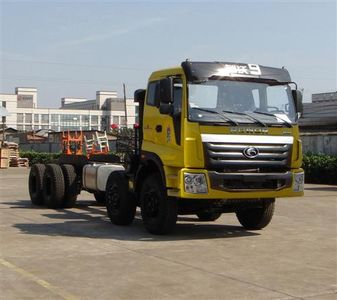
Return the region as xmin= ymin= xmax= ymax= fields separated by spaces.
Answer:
xmin=293 ymin=76 xmax=337 ymax=81
xmin=0 ymin=75 xmax=145 ymax=86
xmin=1 ymin=58 xmax=153 ymax=71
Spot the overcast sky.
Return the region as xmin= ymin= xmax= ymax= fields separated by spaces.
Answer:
xmin=0 ymin=0 xmax=336 ymax=108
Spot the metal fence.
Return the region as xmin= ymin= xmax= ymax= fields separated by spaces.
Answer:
xmin=301 ymin=133 xmax=337 ymax=155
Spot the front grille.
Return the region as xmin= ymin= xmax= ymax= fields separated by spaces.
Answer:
xmin=204 ymin=142 xmax=292 ymax=170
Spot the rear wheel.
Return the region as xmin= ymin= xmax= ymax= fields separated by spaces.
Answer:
xmin=43 ymin=164 xmax=65 ymax=209
xmin=28 ymin=164 xmax=46 ymax=206
xmin=236 ymin=198 xmax=275 ymax=230
xmin=197 ymin=212 xmax=222 ymax=221
xmin=105 ymin=171 xmax=136 ymax=225
xmin=61 ymin=164 xmax=78 ymax=208
xmin=140 ymin=174 xmax=177 ymax=235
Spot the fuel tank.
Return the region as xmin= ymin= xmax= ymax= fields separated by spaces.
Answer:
xmin=83 ymin=163 xmax=125 ymax=192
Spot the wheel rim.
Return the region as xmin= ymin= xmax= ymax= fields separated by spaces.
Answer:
xmin=106 ymin=184 xmax=120 ymax=212
xmin=143 ymin=188 xmax=159 ymax=218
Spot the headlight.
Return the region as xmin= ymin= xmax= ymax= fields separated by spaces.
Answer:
xmin=293 ymin=172 xmax=304 ymax=192
xmin=184 ymin=173 xmax=208 ymax=194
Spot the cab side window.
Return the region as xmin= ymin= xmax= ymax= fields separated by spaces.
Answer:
xmin=173 ymin=80 xmax=182 ymax=116
xmin=146 ymin=81 xmax=159 ymax=107
xmin=173 ymin=79 xmax=183 ymax=145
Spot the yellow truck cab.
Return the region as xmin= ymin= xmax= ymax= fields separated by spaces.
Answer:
xmin=132 ymin=61 xmax=304 ymax=234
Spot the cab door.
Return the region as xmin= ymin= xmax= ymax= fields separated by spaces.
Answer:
xmin=142 ymin=77 xmax=184 ymax=167
xmin=142 ymin=80 xmax=159 ymax=144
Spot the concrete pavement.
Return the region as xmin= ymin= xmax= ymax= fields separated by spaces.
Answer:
xmin=0 ymin=168 xmax=336 ymax=299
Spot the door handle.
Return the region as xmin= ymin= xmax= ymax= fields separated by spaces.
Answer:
xmin=155 ymin=125 xmax=162 ymax=133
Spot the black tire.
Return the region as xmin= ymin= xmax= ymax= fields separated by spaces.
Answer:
xmin=236 ymin=198 xmax=275 ymax=230
xmin=94 ymin=192 xmax=106 ymax=205
xmin=43 ymin=164 xmax=65 ymax=209
xmin=61 ymin=164 xmax=78 ymax=208
xmin=105 ymin=171 xmax=136 ymax=225
xmin=197 ymin=212 xmax=222 ymax=221
xmin=140 ymin=174 xmax=177 ymax=235
xmin=28 ymin=164 xmax=46 ymax=206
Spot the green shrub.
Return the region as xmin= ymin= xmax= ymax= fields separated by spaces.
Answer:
xmin=19 ymin=151 xmax=62 ymax=166
xmin=302 ymin=153 xmax=337 ymax=185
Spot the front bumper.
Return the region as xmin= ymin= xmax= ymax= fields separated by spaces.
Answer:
xmin=208 ymin=171 xmax=292 ymax=191
xmin=168 ymin=168 xmax=304 ymax=199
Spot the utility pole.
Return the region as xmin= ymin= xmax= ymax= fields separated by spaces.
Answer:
xmin=123 ymin=83 xmax=128 ymax=127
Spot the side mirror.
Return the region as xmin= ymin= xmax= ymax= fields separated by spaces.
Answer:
xmin=134 ymin=89 xmax=146 ymax=103
xmin=292 ymin=90 xmax=303 ymax=114
xmin=159 ymin=78 xmax=173 ymax=104
xmin=159 ymin=103 xmax=173 ymax=115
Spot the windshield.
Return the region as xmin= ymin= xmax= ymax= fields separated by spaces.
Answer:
xmin=188 ymin=80 xmax=296 ymax=126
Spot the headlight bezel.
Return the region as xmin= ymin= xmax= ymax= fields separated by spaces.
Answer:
xmin=184 ymin=173 xmax=208 ymax=194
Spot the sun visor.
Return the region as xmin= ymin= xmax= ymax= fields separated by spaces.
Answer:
xmin=181 ymin=61 xmax=291 ymax=83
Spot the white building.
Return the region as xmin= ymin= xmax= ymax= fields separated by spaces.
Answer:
xmin=0 ymin=87 xmax=138 ymax=132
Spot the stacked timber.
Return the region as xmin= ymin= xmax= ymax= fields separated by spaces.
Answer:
xmin=0 ymin=147 xmax=10 ymax=169
xmin=10 ymin=157 xmax=29 ymax=167
xmin=1 ymin=142 xmax=29 ymax=168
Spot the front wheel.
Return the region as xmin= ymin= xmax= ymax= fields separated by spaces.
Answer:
xmin=140 ymin=174 xmax=177 ymax=235
xmin=105 ymin=171 xmax=136 ymax=225
xmin=236 ymin=198 xmax=275 ymax=230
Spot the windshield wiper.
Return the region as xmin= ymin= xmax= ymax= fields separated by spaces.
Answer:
xmin=252 ymin=110 xmax=293 ymax=128
xmin=191 ymin=107 xmax=238 ymax=126
xmin=222 ymin=110 xmax=267 ymax=127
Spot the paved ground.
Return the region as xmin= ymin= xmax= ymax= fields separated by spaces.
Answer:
xmin=0 ymin=168 xmax=336 ymax=300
